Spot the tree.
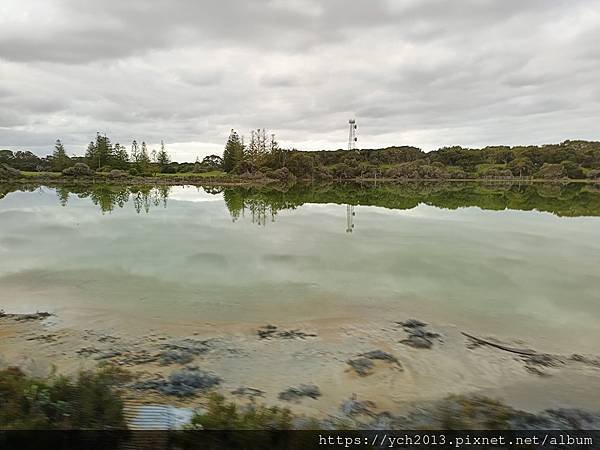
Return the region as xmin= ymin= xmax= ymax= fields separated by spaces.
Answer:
xmin=130 ymin=140 xmax=139 ymax=163
xmin=85 ymin=133 xmax=113 ymax=169
xmin=200 ymin=155 xmax=223 ymax=170
xmin=136 ymin=142 xmax=151 ymax=173
xmin=156 ymin=140 xmax=171 ymax=166
xmin=222 ymin=129 xmax=244 ymax=172
xmin=113 ymin=143 xmax=129 ymax=169
xmin=85 ymin=141 xmax=97 ymax=167
xmin=52 ymin=139 xmax=70 ymax=172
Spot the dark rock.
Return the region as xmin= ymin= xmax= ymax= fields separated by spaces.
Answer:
xmin=360 ymin=350 xmax=400 ymax=365
xmin=398 ymin=319 xmax=427 ymax=328
xmin=257 ymin=325 xmax=317 ymax=340
xmin=347 ymin=350 xmax=402 ymax=376
xmin=401 ymin=334 xmax=433 ymax=349
xmin=340 ymin=395 xmax=377 ymax=417
xmin=278 ymin=384 xmax=321 ymax=402
xmin=168 ymin=368 xmax=221 ymax=390
xmin=570 ymin=354 xmax=600 ymax=367
xmin=133 ymin=368 xmax=221 ymax=397
xmin=0 ymin=311 xmax=52 ymax=322
xmin=397 ymin=319 xmax=441 ymax=349
xmin=521 ymin=353 xmax=560 ymax=367
xmin=347 ymin=357 xmax=375 ymax=376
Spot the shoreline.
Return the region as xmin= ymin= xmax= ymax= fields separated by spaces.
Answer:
xmin=2 ymin=173 xmax=600 ymax=187
xmin=2 ymin=309 xmax=600 ymax=418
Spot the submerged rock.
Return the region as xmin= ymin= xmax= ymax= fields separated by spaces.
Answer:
xmin=398 ymin=319 xmax=442 ymax=349
xmin=340 ymin=395 xmax=377 ymax=417
xmin=0 ymin=311 xmax=52 ymax=322
xmin=257 ymin=325 xmax=317 ymax=340
xmin=571 ymin=354 xmax=600 ymax=367
xmin=347 ymin=357 xmax=375 ymax=376
xmin=278 ymin=384 xmax=321 ymax=402
xmin=401 ymin=334 xmax=434 ymax=349
xmin=397 ymin=319 xmax=427 ymax=329
xmin=347 ymin=350 xmax=402 ymax=376
xmin=133 ymin=368 xmax=221 ymax=397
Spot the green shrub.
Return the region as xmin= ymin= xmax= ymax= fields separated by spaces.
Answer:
xmin=188 ymin=394 xmax=293 ymax=430
xmin=0 ymin=366 xmax=128 ymax=429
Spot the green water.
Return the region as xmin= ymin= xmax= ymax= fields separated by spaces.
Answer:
xmin=1 ymin=182 xmax=599 ymax=352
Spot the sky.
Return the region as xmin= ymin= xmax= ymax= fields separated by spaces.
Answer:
xmin=1 ymin=0 xmax=599 ymax=162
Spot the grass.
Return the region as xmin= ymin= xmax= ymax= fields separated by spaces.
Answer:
xmin=154 ymin=170 xmax=227 ymax=178
xmin=20 ymin=171 xmax=61 ymax=178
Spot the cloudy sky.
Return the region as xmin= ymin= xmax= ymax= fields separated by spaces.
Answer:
xmin=1 ymin=0 xmax=599 ymax=161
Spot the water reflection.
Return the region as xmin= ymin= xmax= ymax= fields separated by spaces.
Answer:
xmin=54 ymin=185 xmax=171 ymax=214
xmin=2 ymin=182 xmax=600 ymax=221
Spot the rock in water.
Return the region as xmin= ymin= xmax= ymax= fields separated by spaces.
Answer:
xmin=278 ymin=384 xmax=321 ymax=402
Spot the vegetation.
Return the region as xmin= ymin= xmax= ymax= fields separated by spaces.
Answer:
xmin=2 ymin=180 xmax=599 ymax=217
xmin=3 ymin=134 xmax=600 ymax=182
xmin=0 ymin=366 xmax=127 ymax=429
xmin=188 ymin=394 xmax=295 ymax=430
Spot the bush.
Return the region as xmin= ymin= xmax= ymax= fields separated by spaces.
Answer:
xmin=188 ymin=394 xmax=293 ymax=430
xmin=561 ymin=160 xmax=585 ymax=179
xmin=232 ymin=160 xmax=259 ymax=175
xmin=0 ymin=163 xmax=20 ymax=179
xmin=587 ymin=169 xmax=600 ymax=179
xmin=62 ymin=163 xmax=93 ymax=177
xmin=536 ymin=163 xmax=566 ymax=179
xmin=160 ymin=165 xmax=177 ymax=174
xmin=128 ymin=167 xmax=140 ymax=176
xmin=267 ymin=167 xmax=296 ymax=182
xmin=107 ymin=169 xmax=128 ymax=178
xmin=0 ymin=366 xmax=127 ymax=429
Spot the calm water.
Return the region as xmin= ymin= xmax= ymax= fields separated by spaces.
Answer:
xmin=1 ymin=183 xmax=599 ymax=352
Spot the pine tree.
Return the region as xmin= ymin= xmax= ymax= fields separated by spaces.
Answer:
xmin=113 ymin=143 xmax=129 ymax=169
xmin=223 ymin=129 xmax=244 ymax=172
xmin=156 ymin=140 xmax=171 ymax=166
xmin=131 ymin=140 xmax=139 ymax=163
xmin=137 ymin=142 xmax=151 ymax=173
xmin=52 ymin=139 xmax=70 ymax=172
xmin=85 ymin=141 xmax=97 ymax=168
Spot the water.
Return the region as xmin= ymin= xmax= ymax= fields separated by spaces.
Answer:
xmin=1 ymin=182 xmax=600 ymax=353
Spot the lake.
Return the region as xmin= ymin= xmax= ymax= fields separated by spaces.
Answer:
xmin=1 ymin=182 xmax=600 ymax=414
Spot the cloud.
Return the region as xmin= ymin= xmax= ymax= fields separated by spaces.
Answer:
xmin=0 ymin=0 xmax=599 ymax=161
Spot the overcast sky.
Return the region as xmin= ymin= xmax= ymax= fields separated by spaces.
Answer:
xmin=1 ymin=0 xmax=599 ymax=161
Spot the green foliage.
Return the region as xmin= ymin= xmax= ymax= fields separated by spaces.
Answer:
xmin=223 ymin=130 xmax=245 ymax=172
xmin=85 ymin=133 xmax=114 ymax=170
xmin=0 ymin=366 xmax=127 ymax=429
xmin=51 ymin=139 xmax=71 ymax=172
xmin=188 ymin=394 xmax=293 ymax=430
xmin=157 ymin=140 xmax=171 ymax=167
xmin=536 ymin=163 xmax=566 ymax=179
xmin=62 ymin=162 xmax=93 ymax=176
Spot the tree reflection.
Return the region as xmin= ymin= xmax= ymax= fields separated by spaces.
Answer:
xmin=2 ymin=181 xmax=600 ymax=220
xmin=48 ymin=185 xmax=172 ymax=214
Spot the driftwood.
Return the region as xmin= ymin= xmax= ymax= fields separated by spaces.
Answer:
xmin=461 ymin=332 xmax=538 ymax=356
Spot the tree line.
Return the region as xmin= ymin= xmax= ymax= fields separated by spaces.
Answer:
xmin=0 ymin=133 xmax=222 ymax=176
xmin=2 ymin=132 xmax=600 ymax=180
xmin=220 ymin=133 xmax=600 ymax=181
